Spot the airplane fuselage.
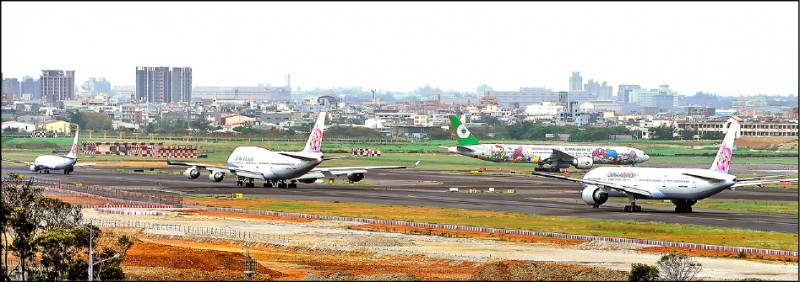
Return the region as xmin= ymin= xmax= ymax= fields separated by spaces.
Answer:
xmin=33 ymin=155 xmax=77 ymax=171
xmin=585 ymin=167 xmax=736 ymax=200
xmin=226 ymin=146 xmax=322 ymax=180
xmin=451 ymin=144 xmax=648 ymax=165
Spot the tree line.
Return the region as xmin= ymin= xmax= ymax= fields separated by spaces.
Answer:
xmin=1 ymin=174 xmax=133 ymax=281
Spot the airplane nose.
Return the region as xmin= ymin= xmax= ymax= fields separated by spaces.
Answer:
xmin=641 ymin=154 xmax=650 ymax=162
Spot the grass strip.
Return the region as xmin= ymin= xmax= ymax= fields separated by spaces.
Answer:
xmin=184 ymin=196 xmax=798 ymax=252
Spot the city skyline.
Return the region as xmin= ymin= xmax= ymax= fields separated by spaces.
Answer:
xmin=2 ymin=2 xmax=797 ymax=97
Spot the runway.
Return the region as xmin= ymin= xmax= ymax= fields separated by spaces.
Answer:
xmin=2 ymin=165 xmax=797 ymax=234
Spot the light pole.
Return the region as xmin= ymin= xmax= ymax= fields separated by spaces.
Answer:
xmin=86 ymin=221 xmax=119 ymax=281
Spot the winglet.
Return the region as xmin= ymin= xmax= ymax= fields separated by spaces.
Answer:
xmin=448 ymin=115 xmax=480 ymax=146
xmin=303 ymin=112 xmax=326 ymax=153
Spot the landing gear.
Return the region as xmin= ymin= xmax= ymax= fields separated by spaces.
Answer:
xmin=623 ymin=194 xmax=642 ymax=212
xmin=263 ymin=181 xmax=273 ymax=188
xmin=236 ymin=177 xmax=255 ymax=187
xmin=288 ymin=180 xmax=297 ymax=189
xmin=533 ymin=167 xmax=561 ymax=172
xmin=673 ymin=200 xmax=697 ymax=213
xmin=44 ymin=169 xmax=50 ymax=174
xmin=592 ymin=204 xmax=600 ymax=208
xmin=277 ymin=180 xmax=287 ymax=188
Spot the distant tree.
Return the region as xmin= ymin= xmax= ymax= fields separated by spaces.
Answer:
xmin=700 ymin=131 xmax=725 ymax=140
xmin=425 ymin=127 xmax=452 ymax=140
xmin=650 ymin=126 xmax=677 ymax=140
xmin=679 ymin=129 xmax=698 ymax=140
xmin=325 ymin=126 xmax=385 ymax=139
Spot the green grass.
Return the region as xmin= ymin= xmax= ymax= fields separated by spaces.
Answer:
xmin=185 ymin=196 xmax=798 ymax=252
xmin=610 ymin=199 xmax=799 ymax=215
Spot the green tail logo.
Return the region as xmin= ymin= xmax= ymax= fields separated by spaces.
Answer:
xmin=448 ymin=115 xmax=480 ymax=146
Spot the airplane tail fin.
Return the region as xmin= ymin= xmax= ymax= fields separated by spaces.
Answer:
xmin=710 ymin=117 xmax=742 ymax=173
xmin=302 ymin=112 xmax=326 ymax=153
xmin=448 ymin=115 xmax=480 ymax=146
xmin=66 ymin=129 xmax=79 ymax=159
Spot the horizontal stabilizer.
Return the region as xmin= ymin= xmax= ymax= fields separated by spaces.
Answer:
xmin=682 ymin=172 xmax=728 ymax=182
xmin=278 ymin=152 xmax=320 ymax=162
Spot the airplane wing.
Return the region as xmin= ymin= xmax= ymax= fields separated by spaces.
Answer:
xmin=74 ymin=163 xmax=97 ymax=167
xmin=731 ymin=178 xmax=798 ymax=188
xmin=2 ymin=159 xmax=32 ymax=165
xmin=736 ymin=175 xmax=788 ymax=181
xmin=293 ymin=165 xmax=407 ymax=181
xmin=540 ymin=149 xmax=576 ymax=166
xmin=531 ymin=171 xmax=652 ymax=197
xmin=166 ymin=157 xmax=232 ymax=174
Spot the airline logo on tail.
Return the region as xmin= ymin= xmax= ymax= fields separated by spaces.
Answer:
xmin=67 ymin=130 xmax=79 ymax=159
xmin=448 ymin=115 xmax=480 ymax=146
xmin=303 ymin=112 xmax=326 ymax=153
xmin=710 ymin=118 xmax=741 ymax=174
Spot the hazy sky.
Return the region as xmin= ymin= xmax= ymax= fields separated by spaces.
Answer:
xmin=2 ymin=2 xmax=797 ymax=96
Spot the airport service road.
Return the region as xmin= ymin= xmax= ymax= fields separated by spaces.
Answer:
xmin=2 ymin=165 xmax=797 ymax=234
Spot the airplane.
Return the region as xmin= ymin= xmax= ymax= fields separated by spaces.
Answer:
xmin=532 ymin=117 xmax=798 ymax=213
xmin=24 ymin=129 xmax=96 ymax=174
xmin=443 ymin=115 xmax=650 ymax=171
xmin=166 ymin=112 xmax=407 ymax=188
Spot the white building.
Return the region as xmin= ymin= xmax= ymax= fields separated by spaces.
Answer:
xmin=630 ymin=84 xmax=678 ymax=109
xmin=1 ymin=121 xmax=36 ymax=133
xmin=525 ymin=101 xmax=564 ymax=120
xmin=579 ymin=100 xmax=622 ymax=114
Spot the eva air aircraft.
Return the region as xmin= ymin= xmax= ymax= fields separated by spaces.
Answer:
xmin=443 ymin=115 xmax=649 ymax=171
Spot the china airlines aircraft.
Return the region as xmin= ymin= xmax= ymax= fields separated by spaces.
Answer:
xmin=167 ymin=112 xmax=406 ymax=188
xmin=444 ymin=115 xmax=650 ymax=171
xmin=25 ymin=129 xmax=95 ymax=174
xmin=532 ymin=117 xmax=797 ymax=213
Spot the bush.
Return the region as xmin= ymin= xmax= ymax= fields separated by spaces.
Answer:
xmin=657 ymin=252 xmax=703 ymax=281
xmin=629 ymin=263 xmax=659 ymax=281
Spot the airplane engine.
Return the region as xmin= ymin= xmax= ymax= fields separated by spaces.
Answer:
xmin=347 ymin=172 xmax=365 ymax=182
xmin=30 ymin=165 xmax=39 ymax=172
xmin=581 ymin=185 xmax=608 ymax=206
xmin=208 ymin=171 xmax=225 ymax=182
xmin=185 ymin=167 xmax=200 ymax=179
xmin=298 ymin=178 xmax=316 ymax=184
xmin=65 ymin=166 xmax=74 ymax=173
xmin=572 ymin=157 xmax=593 ymax=169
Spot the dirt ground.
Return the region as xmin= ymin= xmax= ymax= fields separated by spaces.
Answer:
xmin=737 ymin=136 xmax=798 ymax=151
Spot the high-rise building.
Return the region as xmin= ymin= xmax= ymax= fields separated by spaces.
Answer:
xmin=616 ymin=84 xmax=641 ymax=104
xmin=136 ymin=66 xmax=191 ymax=103
xmin=584 ymin=79 xmax=613 ymax=101
xmin=21 ymin=76 xmax=41 ymax=100
xmin=630 ymin=83 xmax=678 ymax=110
xmin=2 ymin=78 xmax=20 ymax=97
xmin=569 ymin=71 xmax=583 ymax=91
xmin=40 ymin=70 xmax=75 ymax=105
xmin=170 ymin=67 xmax=192 ymax=103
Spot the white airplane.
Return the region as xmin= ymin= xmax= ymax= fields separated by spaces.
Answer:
xmin=167 ymin=112 xmax=407 ymax=188
xmin=532 ymin=117 xmax=798 ymax=213
xmin=443 ymin=115 xmax=650 ymax=171
xmin=25 ymin=129 xmax=95 ymax=174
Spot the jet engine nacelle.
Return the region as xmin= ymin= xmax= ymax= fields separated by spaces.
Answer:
xmin=572 ymin=157 xmax=593 ymax=169
xmin=30 ymin=165 xmax=39 ymax=172
xmin=208 ymin=171 xmax=225 ymax=182
xmin=185 ymin=167 xmax=200 ymax=179
xmin=65 ymin=166 xmax=74 ymax=173
xmin=347 ymin=172 xmax=365 ymax=182
xmin=298 ymin=178 xmax=316 ymax=184
xmin=581 ymin=185 xmax=608 ymax=206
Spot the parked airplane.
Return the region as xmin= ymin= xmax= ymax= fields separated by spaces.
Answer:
xmin=25 ymin=129 xmax=95 ymax=174
xmin=532 ymin=117 xmax=797 ymax=213
xmin=443 ymin=115 xmax=650 ymax=171
xmin=167 ymin=112 xmax=406 ymax=188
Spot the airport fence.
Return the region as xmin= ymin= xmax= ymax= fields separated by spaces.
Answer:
xmin=197 ymin=205 xmax=799 ymax=258
xmin=80 ymin=218 xmax=289 ymax=244
xmin=29 ymin=178 xmax=183 ymax=207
